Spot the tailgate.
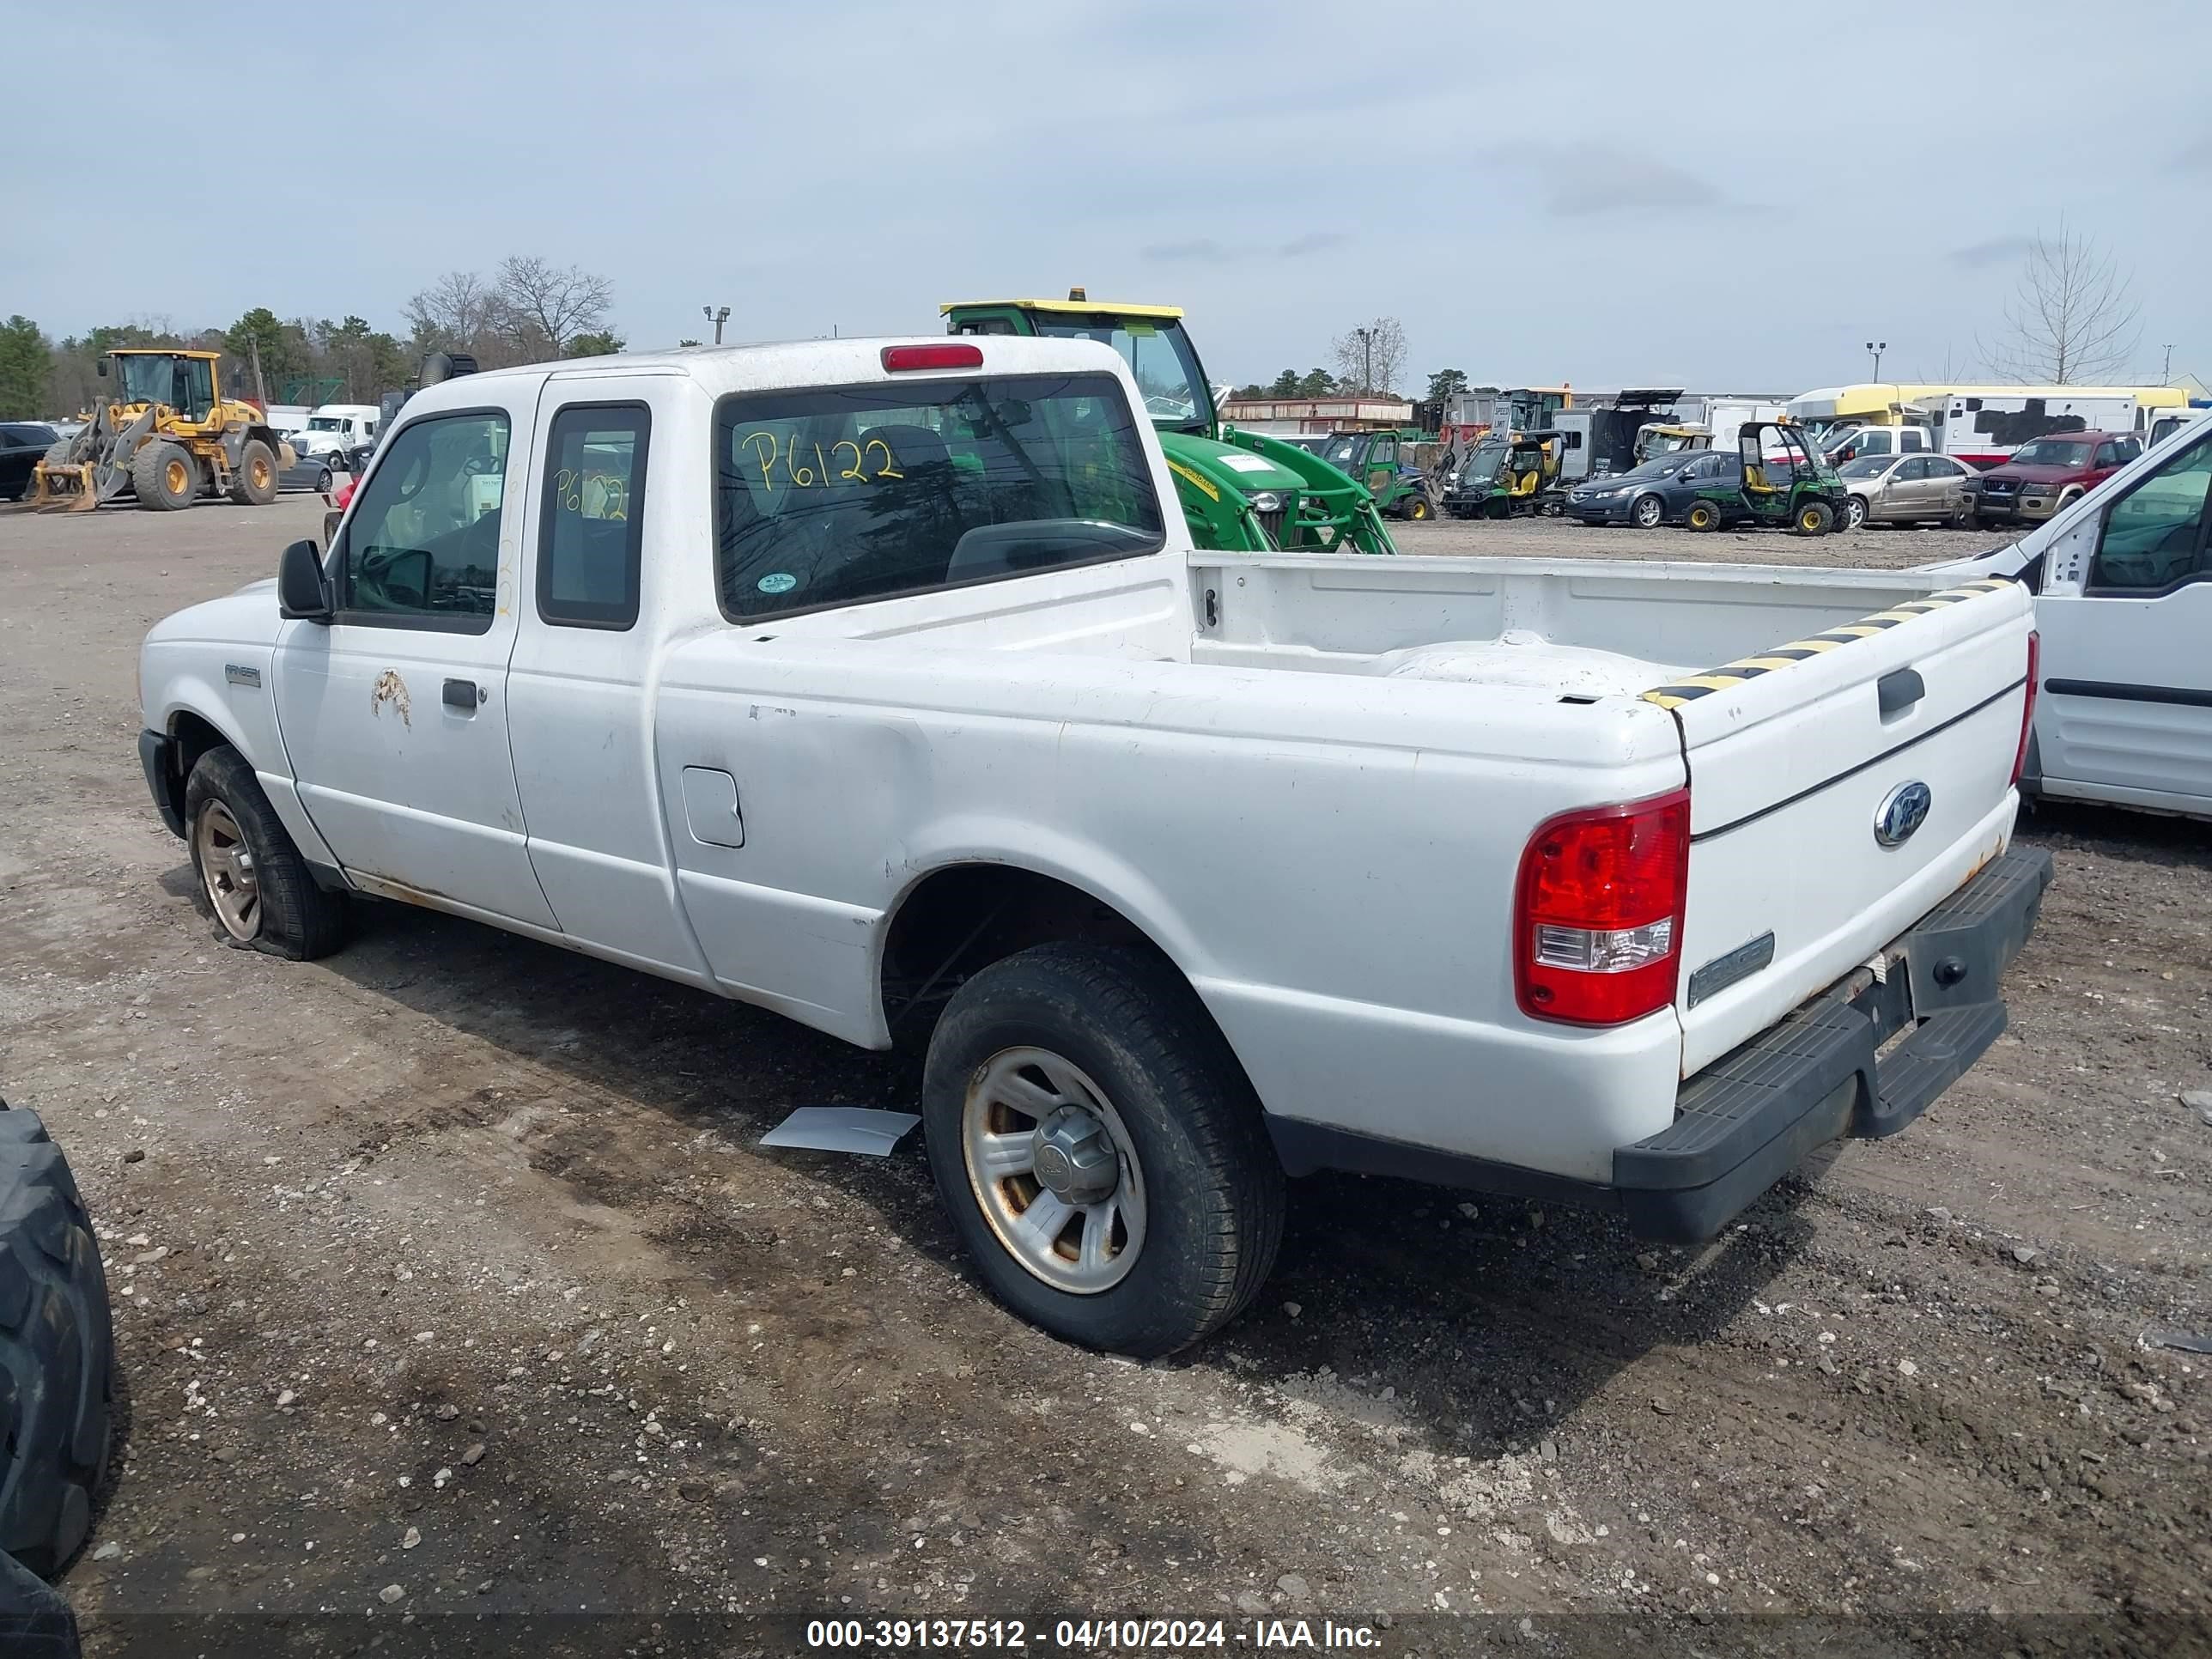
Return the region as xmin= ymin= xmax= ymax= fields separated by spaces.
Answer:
xmin=1644 ymin=578 xmax=2036 ymax=1076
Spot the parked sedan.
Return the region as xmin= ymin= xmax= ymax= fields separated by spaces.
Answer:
xmin=276 ymin=447 xmax=335 ymax=493
xmin=1565 ymin=449 xmax=1738 ymax=527
xmin=0 ymin=422 xmax=59 ymax=501
xmin=1838 ymin=452 xmax=1978 ymax=528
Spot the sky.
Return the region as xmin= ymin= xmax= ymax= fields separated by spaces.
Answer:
xmin=9 ymin=0 xmax=2210 ymax=398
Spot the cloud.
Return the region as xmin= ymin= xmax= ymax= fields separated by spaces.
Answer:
xmin=2171 ymin=134 xmax=2212 ymax=176
xmin=1140 ymin=239 xmax=1233 ymax=264
xmin=1949 ymin=234 xmax=2038 ymax=269
xmin=1529 ymin=146 xmax=1753 ymax=217
xmin=1140 ymin=232 xmax=1349 ymax=264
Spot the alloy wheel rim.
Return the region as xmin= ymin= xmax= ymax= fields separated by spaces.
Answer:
xmin=962 ymin=1046 xmax=1146 ymax=1294
xmin=194 ymin=801 xmax=260 ymax=939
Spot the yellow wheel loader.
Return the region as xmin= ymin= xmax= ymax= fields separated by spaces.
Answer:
xmin=24 ymin=349 xmax=290 ymax=513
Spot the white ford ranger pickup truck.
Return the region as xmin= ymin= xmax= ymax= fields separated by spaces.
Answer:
xmin=137 ymin=336 xmax=2051 ymax=1356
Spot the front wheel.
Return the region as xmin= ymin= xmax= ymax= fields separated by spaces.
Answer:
xmin=1796 ymin=500 xmax=1836 ymax=536
xmin=131 ymin=441 xmax=198 ymax=511
xmin=1632 ymin=494 xmax=1664 ymax=529
xmin=185 ymin=747 xmax=348 ymax=958
xmin=1684 ymin=500 xmax=1722 ymax=532
xmin=921 ymin=943 xmax=1285 ymax=1357
xmin=1405 ymin=495 xmax=1434 ymax=521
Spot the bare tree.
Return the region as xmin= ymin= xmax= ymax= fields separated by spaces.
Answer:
xmin=404 ymin=270 xmax=499 ymax=356
xmin=1330 ymin=317 xmax=1407 ymax=396
xmin=493 ymin=256 xmax=615 ymax=359
xmin=1980 ymin=219 xmax=2140 ymax=385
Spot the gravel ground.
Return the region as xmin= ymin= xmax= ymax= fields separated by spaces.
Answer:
xmin=1 ymin=500 xmax=2206 ymax=1657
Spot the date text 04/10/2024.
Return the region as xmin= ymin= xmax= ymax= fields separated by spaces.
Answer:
xmin=803 ymin=1617 xmax=1383 ymax=1650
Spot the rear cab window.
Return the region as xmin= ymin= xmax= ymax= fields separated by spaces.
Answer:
xmin=538 ymin=404 xmax=649 ymax=629
xmin=713 ymin=372 xmax=1165 ymax=620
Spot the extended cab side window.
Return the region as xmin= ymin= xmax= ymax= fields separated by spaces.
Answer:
xmin=338 ymin=412 xmax=508 ymax=631
xmin=538 ymin=404 xmax=648 ymax=629
xmin=713 ymin=371 xmax=1165 ymax=620
xmin=2085 ymin=431 xmax=2212 ymax=594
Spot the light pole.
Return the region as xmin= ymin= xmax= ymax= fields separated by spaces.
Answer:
xmin=1354 ymin=326 xmax=1374 ymax=394
xmin=2162 ymin=343 xmax=2176 ymax=381
xmin=1865 ymin=339 xmax=1887 ymax=380
xmin=702 ymin=305 xmax=731 ymax=345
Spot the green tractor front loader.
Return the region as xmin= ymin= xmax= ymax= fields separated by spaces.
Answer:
xmin=943 ymin=293 xmax=1396 ymax=556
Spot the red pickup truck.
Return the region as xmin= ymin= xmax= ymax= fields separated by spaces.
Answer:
xmin=1972 ymin=429 xmax=2142 ymax=527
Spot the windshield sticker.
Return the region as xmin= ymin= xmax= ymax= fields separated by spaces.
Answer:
xmin=757 ymin=572 xmax=799 ymax=595
xmin=1216 ymin=453 xmax=1275 ymax=475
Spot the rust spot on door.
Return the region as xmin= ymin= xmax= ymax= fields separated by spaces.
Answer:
xmin=371 ymin=670 xmax=412 ymax=727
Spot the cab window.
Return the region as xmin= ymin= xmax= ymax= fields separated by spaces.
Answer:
xmin=713 ymin=372 xmax=1164 ymax=620
xmin=538 ymin=404 xmax=648 ymax=629
xmin=2086 ymin=429 xmax=2212 ymax=593
xmin=1856 ymin=429 xmax=1893 ymax=456
xmin=337 ymin=411 xmax=509 ymax=629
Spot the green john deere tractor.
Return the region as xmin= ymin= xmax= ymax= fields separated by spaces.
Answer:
xmin=943 ymin=293 xmax=1396 ymax=555
xmin=1682 ymin=420 xmax=1848 ymax=535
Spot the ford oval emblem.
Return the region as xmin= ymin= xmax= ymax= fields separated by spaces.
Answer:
xmin=1874 ymin=781 xmax=1933 ymax=848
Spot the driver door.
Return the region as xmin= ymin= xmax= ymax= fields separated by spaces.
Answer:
xmin=270 ymin=388 xmax=558 ymax=928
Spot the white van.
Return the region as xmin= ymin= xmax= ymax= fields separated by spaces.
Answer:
xmin=293 ymin=404 xmax=381 ymax=458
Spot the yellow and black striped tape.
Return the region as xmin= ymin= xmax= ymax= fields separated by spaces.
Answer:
xmin=1641 ymin=579 xmax=2014 ymax=709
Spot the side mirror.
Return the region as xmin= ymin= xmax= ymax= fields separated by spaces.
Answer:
xmin=278 ymin=538 xmax=334 ymax=622
xmin=97 ymin=358 xmax=108 ymax=378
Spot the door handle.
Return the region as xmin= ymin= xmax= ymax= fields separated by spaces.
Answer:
xmin=443 ymin=678 xmax=483 ymax=713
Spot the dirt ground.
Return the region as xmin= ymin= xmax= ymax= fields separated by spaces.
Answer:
xmin=1 ymin=501 xmax=2206 ymax=1657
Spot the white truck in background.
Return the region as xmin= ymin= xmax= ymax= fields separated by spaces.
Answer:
xmin=137 ymin=334 xmax=2050 ymax=1357
xmin=1922 ymin=408 xmax=2212 ymax=819
xmin=290 ymin=403 xmax=381 ymax=459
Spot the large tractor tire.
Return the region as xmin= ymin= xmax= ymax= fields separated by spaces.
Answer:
xmin=225 ymin=439 xmax=278 ymax=507
xmin=131 ymin=441 xmax=198 ymax=511
xmin=0 ymin=1549 xmax=80 ymax=1656
xmin=0 ymin=1103 xmax=114 ymax=1581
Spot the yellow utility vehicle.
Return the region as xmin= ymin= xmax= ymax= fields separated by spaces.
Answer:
xmin=27 ymin=349 xmax=289 ymax=512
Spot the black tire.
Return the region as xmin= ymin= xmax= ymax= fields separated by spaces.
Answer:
xmin=1406 ymin=495 xmax=1433 ymax=521
xmin=1630 ymin=494 xmax=1663 ymax=529
xmin=0 ymin=1548 xmax=81 ymax=1656
xmin=315 ymin=467 xmax=332 ymax=495
xmin=1844 ymin=495 xmax=1869 ymax=530
xmin=1796 ymin=500 xmax=1836 ymax=536
xmin=0 ymin=1104 xmax=113 ymax=1582
xmin=184 ymin=747 xmax=348 ymax=960
xmin=921 ymin=943 xmax=1285 ymax=1358
xmin=226 ymin=438 xmax=277 ymax=506
xmin=1685 ymin=500 xmax=1722 ymax=532
xmin=130 ymin=441 xmax=197 ymax=511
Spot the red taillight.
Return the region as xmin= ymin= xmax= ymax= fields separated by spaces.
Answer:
xmin=881 ymin=343 xmax=982 ymax=373
xmin=1514 ymin=789 xmax=1690 ymax=1026
xmin=2011 ymin=629 xmax=2039 ymax=787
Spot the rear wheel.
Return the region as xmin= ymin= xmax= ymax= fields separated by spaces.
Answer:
xmin=226 ymin=438 xmax=277 ymax=506
xmin=1685 ymin=499 xmax=1722 ymax=532
xmin=921 ymin=943 xmax=1284 ymax=1357
xmin=1796 ymin=500 xmax=1836 ymax=536
xmin=130 ymin=441 xmax=198 ymax=511
xmin=1844 ymin=495 xmax=1869 ymax=530
xmin=185 ymin=748 xmax=347 ymax=958
xmin=1951 ymin=496 xmax=1976 ymax=527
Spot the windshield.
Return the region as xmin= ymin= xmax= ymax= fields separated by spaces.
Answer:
xmin=1642 ymin=430 xmax=1700 ymax=455
xmin=112 ymin=355 xmax=179 ymax=406
xmin=1839 ymin=454 xmax=1893 ymax=478
xmin=1614 ymin=455 xmax=1691 ymax=481
xmin=2010 ymin=439 xmax=2093 ymax=468
xmin=1033 ymin=318 xmax=1209 ymax=431
xmin=1459 ymin=444 xmax=1508 ymax=484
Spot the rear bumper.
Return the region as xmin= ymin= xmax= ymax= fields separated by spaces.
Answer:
xmin=1615 ymin=845 xmax=2052 ymax=1240
xmin=1265 ymin=846 xmax=2053 ymax=1241
xmin=139 ymin=729 xmax=185 ymax=839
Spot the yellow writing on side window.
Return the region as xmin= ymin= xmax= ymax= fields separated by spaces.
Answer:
xmin=738 ymin=430 xmax=903 ymax=497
